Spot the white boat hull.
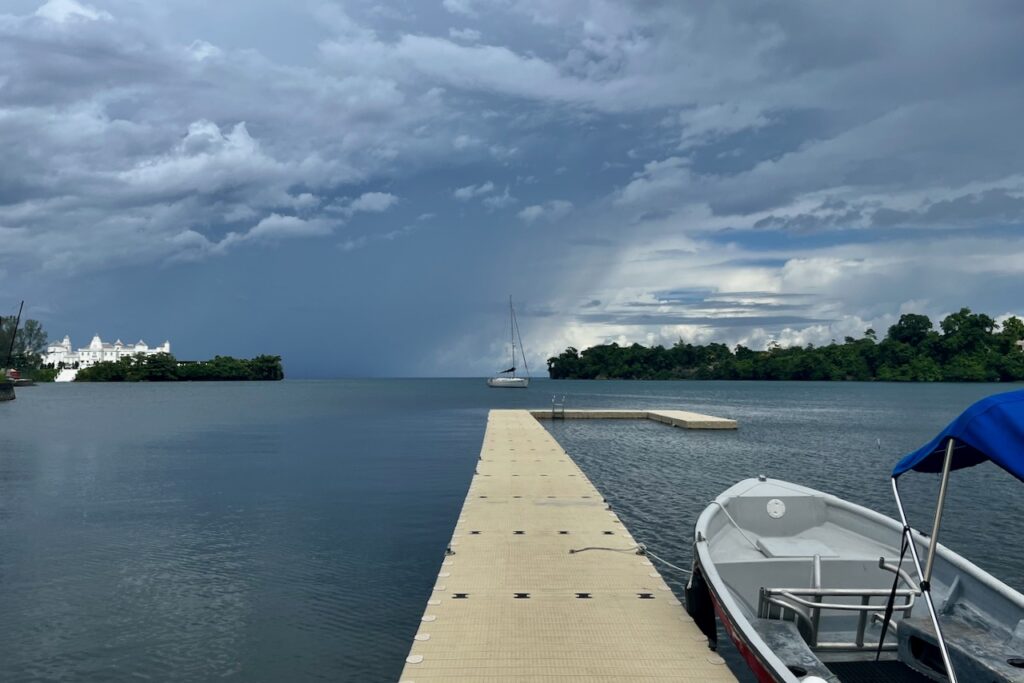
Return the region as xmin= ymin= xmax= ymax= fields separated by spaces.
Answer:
xmin=487 ymin=377 xmax=529 ymax=388
xmin=687 ymin=477 xmax=1024 ymax=682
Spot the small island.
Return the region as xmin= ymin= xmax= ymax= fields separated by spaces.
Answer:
xmin=547 ymin=308 xmax=1024 ymax=382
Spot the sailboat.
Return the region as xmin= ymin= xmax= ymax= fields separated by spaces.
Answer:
xmin=1 ymin=300 xmax=24 ymax=402
xmin=487 ymin=297 xmax=530 ymax=388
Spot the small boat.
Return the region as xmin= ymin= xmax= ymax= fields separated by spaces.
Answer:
xmin=487 ymin=296 xmax=530 ymax=388
xmin=687 ymin=389 xmax=1024 ymax=683
xmin=486 ymin=376 xmax=529 ymax=388
xmin=6 ymin=369 xmax=35 ymax=387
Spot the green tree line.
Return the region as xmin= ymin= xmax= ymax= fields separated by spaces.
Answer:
xmin=547 ymin=309 xmax=1024 ymax=382
xmin=1 ymin=316 xmax=56 ymax=381
xmin=75 ymin=353 xmax=284 ymax=382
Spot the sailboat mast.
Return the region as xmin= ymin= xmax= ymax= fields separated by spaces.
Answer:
xmin=4 ymin=300 xmax=24 ymax=369
xmin=513 ymin=301 xmax=530 ymax=378
xmin=509 ymin=296 xmax=515 ymax=377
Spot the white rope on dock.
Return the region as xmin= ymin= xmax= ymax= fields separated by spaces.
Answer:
xmin=568 ymin=545 xmax=642 ymax=554
xmin=569 ymin=542 xmax=693 ymax=576
xmin=644 ymin=548 xmax=692 ymax=576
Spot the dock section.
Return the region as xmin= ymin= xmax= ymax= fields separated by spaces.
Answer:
xmin=400 ymin=409 xmax=735 ymax=682
xmin=530 ymin=408 xmax=738 ymax=430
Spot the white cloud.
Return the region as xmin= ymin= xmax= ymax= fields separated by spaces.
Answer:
xmin=0 ymin=3 xmax=467 ymax=275
xmin=290 ymin=193 xmax=320 ymax=210
xmin=678 ymin=102 xmax=771 ymax=149
xmin=453 ymin=181 xmax=495 ymax=200
xmin=489 ymin=144 xmax=519 ymax=160
xmin=779 ymin=257 xmax=872 ymax=290
xmin=482 ymin=186 xmax=517 ymax=210
xmin=319 ymin=32 xmax=612 ymax=108
xmin=187 ymin=40 xmax=222 ymax=61
xmin=246 ymin=214 xmax=333 ymax=241
xmin=324 ymin=192 xmax=400 ymax=220
xmin=349 ymin=191 xmax=399 ymax=213
xmin=34 ymin=0 xmax=111 ymax=23
xmin=523 ymin=218 xmax=1024 ymax=365
xmin=453 ymin=134 xmax=481 ymax=150
xmin=339 ymin=223 xmax=418 ymax=253
xmin=164 ymin=212 xmax=337 ymax=262
xmin=442 ymin=0 xmax=479 ymax=17
xmin=614 ymin=157 xmax=692 ymax=207
xmin=449 ymin=27 xmax=482 ymax=42
xmin=517 ymin=199 xmax=573 ymax=223
xmin=117 ymin=120 xmax=281 ymax=198
xmin=338 ymin=235 xmax=369 ymax=252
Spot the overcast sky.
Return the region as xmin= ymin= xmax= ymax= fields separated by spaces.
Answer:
xmin=2 ymin=0 xmax=1023 ymax=377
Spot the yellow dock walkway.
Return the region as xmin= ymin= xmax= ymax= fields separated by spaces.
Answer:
xmin=399 ymin=409 xmax=736 ymax=682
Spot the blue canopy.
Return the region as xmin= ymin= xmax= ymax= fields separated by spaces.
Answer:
xmin=893 ymin=389 xmax=1024 ymax=482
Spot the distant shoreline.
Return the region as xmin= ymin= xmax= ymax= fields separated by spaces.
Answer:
xmin=70 ymin=353 xmax=284 ymax=382
xmin=547 ymin=309 xmax=1024 ymax=383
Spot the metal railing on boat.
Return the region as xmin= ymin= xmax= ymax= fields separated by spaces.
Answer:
xmin=757 ymin=555 xmax=920 ymax=651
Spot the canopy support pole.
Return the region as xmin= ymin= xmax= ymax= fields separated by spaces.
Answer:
xmin=924 ymin=438 xmax=955 ymax=583
xmin=891 ymin=476 xmax=958 ymax=683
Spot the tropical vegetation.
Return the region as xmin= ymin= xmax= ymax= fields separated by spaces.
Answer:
xmin=0 ymin=316 xmax=55 ymax=381
xmin=547 ymin=309 xmax=1024 ymax=382
xmin=75 ymin=353 xmax=284 ymax=382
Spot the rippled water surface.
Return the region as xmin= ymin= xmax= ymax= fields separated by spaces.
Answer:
xmin=0 ymin=380 xmax=1020 ymax=681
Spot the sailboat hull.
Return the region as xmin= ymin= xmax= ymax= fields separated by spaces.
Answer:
xmin=487 ymin=377 xmax=529 ymax=388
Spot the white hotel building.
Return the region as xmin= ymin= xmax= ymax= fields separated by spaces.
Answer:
xmin=44 ymin=335 xmax=171 ymax=369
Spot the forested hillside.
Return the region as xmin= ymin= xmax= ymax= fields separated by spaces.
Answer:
xmin=547 ymin=309 xmax=1024 ymax=382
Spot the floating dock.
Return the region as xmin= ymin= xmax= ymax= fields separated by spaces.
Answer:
xmin=530 ymin=408 xmax=738 ymax=430
xmin=400 ymin=409 xmax=737 ymax=682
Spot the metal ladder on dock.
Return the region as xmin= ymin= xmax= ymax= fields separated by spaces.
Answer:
xmin=551 ymin=395 xmax=566 ymax=419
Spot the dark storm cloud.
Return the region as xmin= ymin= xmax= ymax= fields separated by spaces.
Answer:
xmin=873 ymin=189 xmax=1024 ymax=228
xmin=748 ymin=187 xmax=1024 ymax=234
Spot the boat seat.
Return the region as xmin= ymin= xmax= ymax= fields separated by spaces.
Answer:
xmin=756 ymin=537 xmax=838 ymax=558
xmin=898 ymin=616 xmax=1024 ymax=682
xmin=750 ymin=618 xmax=839 ymax=682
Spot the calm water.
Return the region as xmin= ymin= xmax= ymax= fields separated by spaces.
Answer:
xmin=0 ymin=380 xmax=1020 ymax=682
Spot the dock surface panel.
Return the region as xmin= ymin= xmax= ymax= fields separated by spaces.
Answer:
xmin=530 ymin=409 xmax=737 ymax=429
xmin=400 ymin=409 xmax=735 ymax=682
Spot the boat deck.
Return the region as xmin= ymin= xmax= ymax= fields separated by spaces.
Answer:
xmin=399 ymin=408 xmax=737 ymax=682
xmin=826 ymin=660 xmax=934 ymax=682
